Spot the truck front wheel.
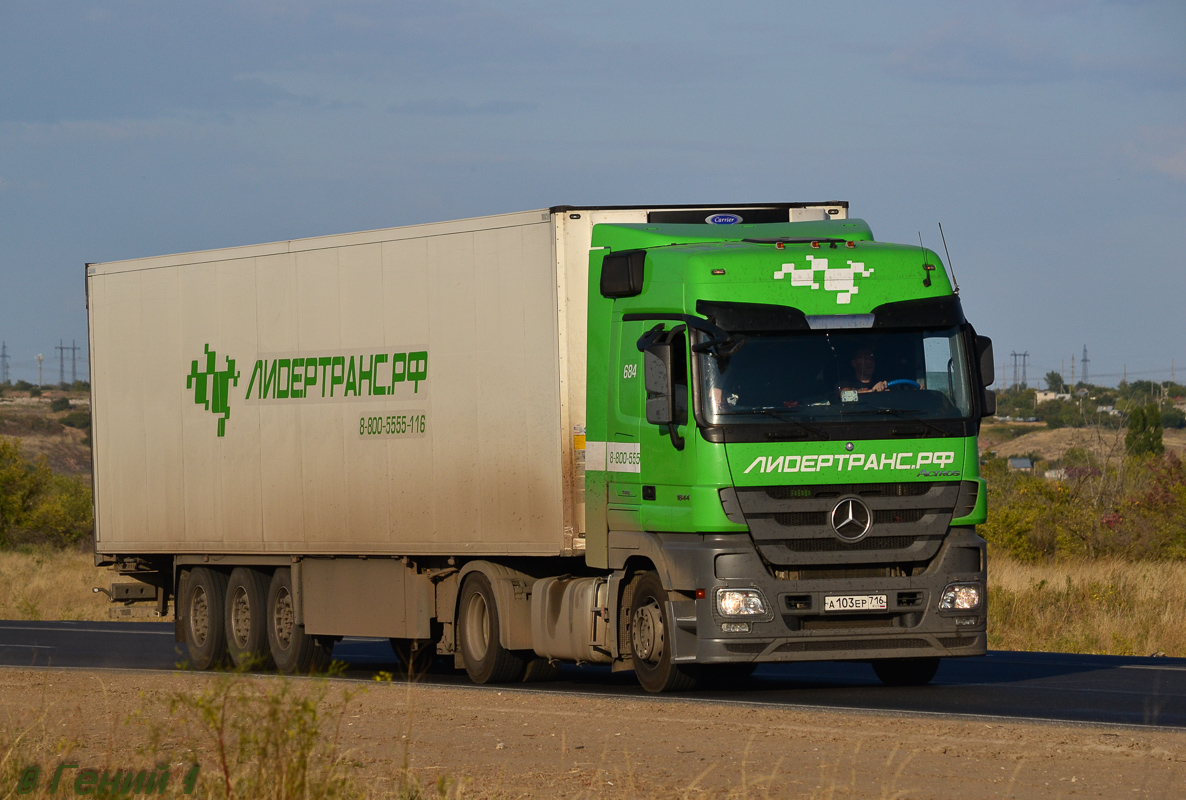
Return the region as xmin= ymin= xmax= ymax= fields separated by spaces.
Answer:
xmin=225 ymin=567 xmax=274 ymax=670
xmin=872 ymin=656 xmax=940 ymax=686
xmin=266 ymin=567 xmax=333 ymax=674
xmin=183 ymin=567 xmax=229 ymax=670
xmin=624 ymin=571 xmax=698 ymax=693
xmin=457 ymin=572 xmax=526 ymax=683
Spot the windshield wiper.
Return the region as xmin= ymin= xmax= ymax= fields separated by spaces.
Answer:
xmin=728 ymin=408 xmax=829 ymax=440
xmin=844 ymin=407 xmax=951 ymax=438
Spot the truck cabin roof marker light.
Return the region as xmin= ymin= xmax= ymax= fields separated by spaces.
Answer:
xmin=711 ymin=269 xmax=726 ymax=275
xmin=775 ymin=242 xmax=785 ymax=250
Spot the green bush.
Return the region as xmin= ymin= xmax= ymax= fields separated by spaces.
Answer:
xmin=1162 ymin=407 xmax=1186 ymax=429
xmin=1126 ymin=404 xmax=1164 ymax=456
xmin=981 ymin=452 xmax=1186 ymax=561
xmin=60 ymin=410 xmax=90 ymax=430
xmin=0 ymin=437 xmax=92 ymax=548
xmin=49 ymin=397 xmax=71 ymax=412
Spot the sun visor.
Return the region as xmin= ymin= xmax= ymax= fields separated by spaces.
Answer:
xmin=695 ymin=300 xmax=810 ymax=332
xmin=870 ymin=296 xmax=965 ymax=329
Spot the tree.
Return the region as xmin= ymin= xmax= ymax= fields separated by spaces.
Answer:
xmin=1044 ymin=371 xmax=1065 ymax=393
xmin=1126 ymin=404 xmax=1164 ymax=457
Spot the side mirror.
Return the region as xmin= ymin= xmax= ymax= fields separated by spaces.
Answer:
xmin=643 ymin=342 xmax=685 ymax=450
xmin=644 ymin=343 xmax=673 ymax=425
xmin=976 ymin=336 xmax=994 ymax=387
xmin=982 ymin=389 xmax=996 ymax=418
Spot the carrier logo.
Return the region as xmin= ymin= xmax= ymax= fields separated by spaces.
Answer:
xmin=185 ymin=345 xmax=429 ymax=438
xmin=743 ymin=451 xmax=956 ymax=475
xmin=773 ymin=256 xmax=873 ymax=304
xmin=706 ymin=213 xmax=743 ymax=225
xmin=831 ymin=497 xmax=872 ymax=541
xmin=186 ymin=344 xmax=241 ymax=437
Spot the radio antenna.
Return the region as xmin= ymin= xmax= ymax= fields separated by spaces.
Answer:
xmin=938 ymin=222 xmax=960 ymax=294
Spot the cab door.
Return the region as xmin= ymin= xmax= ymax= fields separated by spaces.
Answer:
xmin=606 ymin=315 xmax=643 ymax=530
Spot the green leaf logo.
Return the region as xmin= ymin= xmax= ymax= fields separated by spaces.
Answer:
xmin=186 ymin=344 xmax=240 ymax=437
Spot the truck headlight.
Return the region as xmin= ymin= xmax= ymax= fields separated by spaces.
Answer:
xmin=716 ymin=588 xmax=768 ymax=617
xmin=939 ymin=582 xmax=982 ymax=610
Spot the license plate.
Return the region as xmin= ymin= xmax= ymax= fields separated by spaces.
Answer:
xmin=824 ymin=594 xmax=887 ymax=612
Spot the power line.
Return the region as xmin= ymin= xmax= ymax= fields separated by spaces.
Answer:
xmin=0 ymin=342 xmax=8 ymax=384
xmin=54 ymin=339 xmax=67 ymax=386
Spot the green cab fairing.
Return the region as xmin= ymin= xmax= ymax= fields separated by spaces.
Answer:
xmin=583 ymin=220 xmax=987 ymax=568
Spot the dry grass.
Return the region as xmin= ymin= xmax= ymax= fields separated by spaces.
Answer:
xmin=989 ymin=554 xmax=1186 ymax=657
xmin=0 ymin=546 xmax=127 ymax=622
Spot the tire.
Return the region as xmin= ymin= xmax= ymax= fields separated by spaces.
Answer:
xmin=389 ymin=638 xmax=436 ymax=676
xmin=873 ymin=656 xmax=941 ymax=686
xmin=183 ymin=568 xmax=229 ymax=671
xmin=623 ymin=571 xmax=698 ymax=693
xmin=457 ymin=572 xmax=526 ymax=684
xmin=267 ymin=567 xmax=333 ymax=675
xmin=225 ymin=567 xmax=274 ymax=670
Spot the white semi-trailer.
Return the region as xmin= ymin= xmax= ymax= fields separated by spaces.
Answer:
xmin=88 ymin=203 xmax=992 ymax=691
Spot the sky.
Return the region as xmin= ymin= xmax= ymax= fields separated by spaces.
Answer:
xmin=0 ymin=0 xmax=1183 ymax=387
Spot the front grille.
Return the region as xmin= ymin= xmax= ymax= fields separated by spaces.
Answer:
xmin=724 ymin=642 xmax=768 ymax=654
xmin=939 ymin=636 xmax=978 ymax=649
xmin=779 ymin=535 xmax=924 ymax=552
xmin=774 ymin=565 xmax=913 ymax=580
xmin=773 ymin=511 xmax=827 ymax=526
xmin=765 ymin=482 xmax=943 ymax=500
xmin=774 ymin=638 xmax=931 ymax=653
xmin=772 ymin=509 xmax=929 ymax=527
xmin=801 ymin=615 xmax=894 ymax=631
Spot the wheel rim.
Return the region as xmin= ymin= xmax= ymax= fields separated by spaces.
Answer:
xmin=464 ymin=592 xmax=491 ymax=661
xmin=273 ymin=587 xmax=294 ymax=650
xmin=230 ymin=586 xmax=251 ymax=649
xmin=190 ymin=585 xmax=209 ymax=646
xmin=631 ymin=598 xmax=664 ymax=665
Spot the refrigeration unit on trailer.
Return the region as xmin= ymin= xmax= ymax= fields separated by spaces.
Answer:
xmin=88 ymin=202 xmax=994 ymax=690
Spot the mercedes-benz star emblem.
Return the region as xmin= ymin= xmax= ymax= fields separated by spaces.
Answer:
xmin=830 ymin=497 xmax=873 ymax=542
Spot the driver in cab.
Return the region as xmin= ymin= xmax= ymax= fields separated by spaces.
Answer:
xmin=839 ymin=348 xmax=887 ymax=394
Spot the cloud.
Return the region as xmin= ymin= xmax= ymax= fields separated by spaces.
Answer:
xmin=388 ymin=98 xmax=536 ymax=117
xmin=885 ymin=18 xmax=1185 ymax=89
xmin=1125 ymin=125 xmax=1186 ymax=182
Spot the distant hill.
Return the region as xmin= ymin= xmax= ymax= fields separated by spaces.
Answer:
xmin=0 ymin=390 xmax=92 ymax=476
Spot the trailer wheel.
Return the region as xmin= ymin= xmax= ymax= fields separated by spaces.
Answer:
xmin=267 ymin=567 xmax=333 ymax=675
xmin=624 ymin=571 xmax=698 ymax=693
xmin=225 ymin=568 xmax=274 ymax=670
xmin=457 ymin=572 xmax=526 ymax=683
xmin=183 ymin=568 xmax=229 ymax=670
xmin=872 ymin=656 xmax=940 ymax=686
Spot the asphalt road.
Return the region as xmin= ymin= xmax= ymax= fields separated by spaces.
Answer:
xmin=2 ymin=620 xmax=1183 ymax=729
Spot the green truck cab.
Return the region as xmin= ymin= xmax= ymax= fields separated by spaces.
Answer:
xmin=582 ymin=219 xmax=994 ymax=691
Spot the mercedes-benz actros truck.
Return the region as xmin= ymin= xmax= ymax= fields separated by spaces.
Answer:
xmin=88 ymin=202 xmax=994 ymax=691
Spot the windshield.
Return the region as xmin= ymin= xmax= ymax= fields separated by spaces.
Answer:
xmin=699 ymin=326 xmax=974 ymax=425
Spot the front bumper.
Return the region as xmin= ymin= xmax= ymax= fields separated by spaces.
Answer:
xmin=625 ymin=527 xmax=987 ymax=664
